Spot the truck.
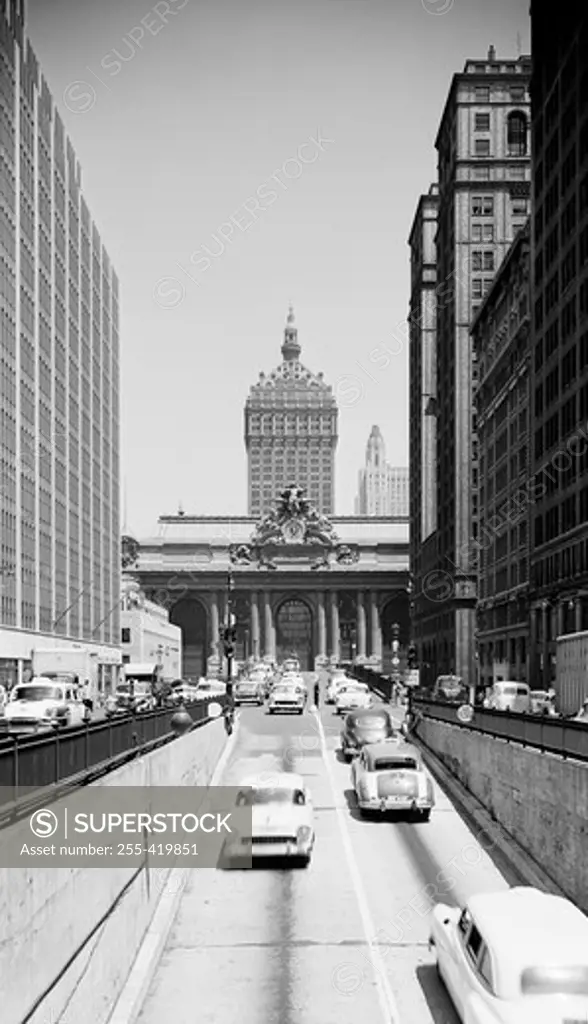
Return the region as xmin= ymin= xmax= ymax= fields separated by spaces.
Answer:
xmin=31 ymin=647 xmax=99 ymax=702
xmin=554 ymin=631 xmax=588 ymax=715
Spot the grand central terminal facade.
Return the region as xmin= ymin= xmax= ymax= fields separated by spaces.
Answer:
xmin=129 ymin=487 xmax=410 ymax=679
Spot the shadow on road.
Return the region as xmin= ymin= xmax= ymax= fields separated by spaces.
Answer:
xmin=415 ymin=964 xmax=460 ymax=1024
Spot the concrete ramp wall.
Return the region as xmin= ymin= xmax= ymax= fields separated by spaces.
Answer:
xmin=416 ymin=716 xmax=588 ymax=912
xmin=0 ymin=718 xmax=228 ymax=1024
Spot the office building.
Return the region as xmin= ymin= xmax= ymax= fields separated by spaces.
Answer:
xmin=529 ymin=2 xmax=588 ymax=687
xmin=408 ymin=184 xmax=439 ymax=684
xmin=473 ymin=221 xmax=531 ymax=688
xmin=244 ymin=308 xmax=338 ymax=517
xmin=421 ymin=48 xmax=531 ymax=684
xmin=120 ymin=577 xmax=182 ymax=683
xmin=0 ymin=1 xmax=121 ymax=687
xmin=355 ymin=426 xmax=409 ymax=516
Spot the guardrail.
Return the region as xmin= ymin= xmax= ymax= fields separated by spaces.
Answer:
xmin=0 ymin=697 xmax=226 ymax=800
xmin=348 ymin=665 xmax=394 ymax=700
xmin=412 ymin=697 xmax=588 ymax=763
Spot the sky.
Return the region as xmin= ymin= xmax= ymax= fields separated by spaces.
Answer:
xmin=28 ymin=0 xmax=530 ymax=537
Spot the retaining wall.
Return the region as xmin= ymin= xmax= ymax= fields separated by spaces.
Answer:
xmin=416 ymin=716 xmax=588 ymax=912
xmin=0 ymin=717 xmax=228 ymax=1024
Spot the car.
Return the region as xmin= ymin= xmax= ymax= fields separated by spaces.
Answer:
xmin=529 ymin=690 xmax=557 ymax=716
xmin=351 ymin=742 xmax=434 ymax=820
xmin=268 ymin=683 xmax=306 ymax=714
xmin=326 ymin=671 xmax=349 ymax=704
xmin=429 ymin=887 xmax=588 ymax=1024
xmin=234 ymin=677 xmax=264 ymax=705
xmin=4 ymin=678 xmax=88 ymax=730
xmin=335 ymin=682 xmax=372 ymax=715
xmin=195 ymin=680 xmax=226 ymax=698
xmin=340 ymin=707 xmax=399 ymax=761
xmin=224 ymin=772 xmax=314 ymax=867
xmin=282 ymin=658 xmax=300 ymax=673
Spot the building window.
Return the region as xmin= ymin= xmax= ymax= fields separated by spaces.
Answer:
xmin=472 ymin=196 xmax=494 ymax=216
xmin=475 ymin=113 xmax=490 ymax=131
xmin=475 ymin=139 xmax=491 ymax=156
xmin=507 ymin=111 xmax=528 ymax=156
xmin=122 ymin=627 xmax=131 ymax=643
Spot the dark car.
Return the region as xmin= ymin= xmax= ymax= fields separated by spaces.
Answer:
xmin=340 ymin=708 xmax=398 ymax=762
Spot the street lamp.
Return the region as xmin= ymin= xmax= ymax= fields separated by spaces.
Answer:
xmin=220 ymin=569 xmax=236 ymax=700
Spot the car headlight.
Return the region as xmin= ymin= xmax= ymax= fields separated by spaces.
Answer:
xmin=297 ymin=826 xmax=312 ymax=843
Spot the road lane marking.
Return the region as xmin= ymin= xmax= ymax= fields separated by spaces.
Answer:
xmin=314 ymin=711 xmax=401 ymax=1024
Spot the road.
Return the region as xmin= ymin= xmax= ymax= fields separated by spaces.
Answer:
xmin=135 ymin=675 xmax=512 ymax=1024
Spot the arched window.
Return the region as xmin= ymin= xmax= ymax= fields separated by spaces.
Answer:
xmin=507 ymin=111 xmax=527 ymax=156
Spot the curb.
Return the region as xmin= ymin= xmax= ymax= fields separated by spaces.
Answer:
xmin=413 ymin=727 xmax=569 ymax=900
xmin=108 ymin=716 xmax=241 ymax=1024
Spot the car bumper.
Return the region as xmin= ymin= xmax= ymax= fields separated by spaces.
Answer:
xmin=269 ymin=703 xmax=304 ymax=711
xmin=225 ymin=837 xmax=313 ymax=859
xmin=357 ymin=796 xmax=433 ymax=812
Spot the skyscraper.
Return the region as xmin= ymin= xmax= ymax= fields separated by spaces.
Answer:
xmin=411 ymin=49 xmax=531 ymax=684
xmin=529 ymin=3 xmax=588 ymax=686
xmin=0 ymin=1 xmax=121 ymax=687
xmin=355 ymin=427 xmax=408 ymax=516
xmin=244 ymin=308 xmax=338 ymax=517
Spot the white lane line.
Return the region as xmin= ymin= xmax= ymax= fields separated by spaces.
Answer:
xmin=314 ymin=711 xmax=401 ymax=1024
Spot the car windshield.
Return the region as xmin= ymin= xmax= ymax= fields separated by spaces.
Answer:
xmin=521 ymin=965 xmax=588 ymax=996
xmin=12 ymin=685 xmax=62 ymax=701
xmin=351 ymin=714 xmax=389 ymax=729
xmin=501 ymin=686 xmax=518 ymax=696
xmin=236 ymin=788 xmax=304 ymax=806
xmin=373 ymin=758 xmax=418 ymax=771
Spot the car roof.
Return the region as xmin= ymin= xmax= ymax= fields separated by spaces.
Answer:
xmin=346 ymin=708 xmax=391 ymax=720
xmin=466 ymin=889 xmax=588 ymax=991
xmin=364 ymin=741 xmax=415 ymax=762
xmin=239 ymin=773 xmax=305 ymax=790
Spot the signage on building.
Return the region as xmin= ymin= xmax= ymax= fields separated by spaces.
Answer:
xmin=404 ymin=669 xmax=420 ymax=688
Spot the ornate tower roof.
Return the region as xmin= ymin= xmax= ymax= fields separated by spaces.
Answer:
xmin=281 ymin=305 xmax=301 ymax=362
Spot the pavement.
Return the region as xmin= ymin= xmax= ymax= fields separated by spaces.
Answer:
xmin=122 ymin=672 xmax=515 ymax=1024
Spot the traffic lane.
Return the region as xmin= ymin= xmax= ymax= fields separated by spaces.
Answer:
xmin=318 ymin=704 xmax=509 ymax=1024
xmin=137 ymin=704 xmax=391 ymax=1024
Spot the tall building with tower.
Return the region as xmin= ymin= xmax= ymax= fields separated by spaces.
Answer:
xmin=244 ymin=308 xmax=338 ymax=517
xmin=0 ymin=1 xmax=121 ymax=688
xmin=409 ymin=48 xmax=531 ymax=686
xmin=355 ymin=426 xmax=408 ymax=516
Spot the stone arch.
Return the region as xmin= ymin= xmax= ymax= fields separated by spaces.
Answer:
xmin=274 ymin=596 xmax=314 ymax=670
xmin=170 ymin=597 xmax=208 ymax=683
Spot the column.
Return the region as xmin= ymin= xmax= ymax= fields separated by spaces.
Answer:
xmin=576 ymin=597 xmax=583 ymax=633
xmin=557 ymin=602 xmax=565 ymax=637
xmin=210 ymin=593 xmax=219 ymax=652
xmin=541 ymin=603 xmax=550 ymax=689
xmin=356 ymin=591 xmax=366 ymax=657
xmin=317 ymin=592 xmax=327 ymax=657
xmin=369 ymin=591 xmax=382 ymax=665
xmin=330 ymin=591 xmax=339 ymax=663
xmin=529 ymin=606 xmax=538 ymax=684
xmin=251 ymin=592 xmax=260 ymax=659
xmin=263 ymin=592 xmax=274 ymax=660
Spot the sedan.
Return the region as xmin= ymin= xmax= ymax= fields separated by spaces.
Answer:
xmin=224 ymin=772 xmax=315 ymax=867
xmin=326 ymin=671 xmax=349 ymax=704
xmin=335 ymin=683 xmax=372 ymax=715
xmin=340 ymin=708 xmax=399 ymax=761
xmin=429 ymin=886 xmax=588 ymax=1024
xmin=351 ymin=742 xmax=434 ymax=820
xmin=268 ymin=684 xmax=305 ymax=714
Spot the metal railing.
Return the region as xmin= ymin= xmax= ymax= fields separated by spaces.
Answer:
xmin=412 ymin=697 xmax=588 ymax=762
xmin=348 ymin=665 xmax=394 ymax=700
xmin=0 ymin=697 xmax=226 ymax=799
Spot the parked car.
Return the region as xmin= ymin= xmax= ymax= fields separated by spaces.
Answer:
xmin=335 ymin=682 xmax=372 ymax=715
xmin=484 ymin=681 xmax=531 ymax=713
xmin=351 ymin=741 xmax=434 ymax=820
xmin=4 ymin=678 xmax=88 ymax=730
xmin=429 ymin=886 xmax=588 ymax=1024
xmin=340 ymin=708 xmax=399 ymax=761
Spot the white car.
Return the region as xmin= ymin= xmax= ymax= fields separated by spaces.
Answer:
xmin=429 ymin=887 xmax=588 ymax=1024
xmin=195 ymin=680 xmax=226 ymax=698
xmin=224 ymin=772 xmax=314 ymax=866
xmin=326 ymin=671 xmax=349 ymax=704
xmin=4 ymin=678 xmax=87 ymax=730
xmin=351 ymin=742 xmax=434 ymax=820
xmin=268 ymin=683 xmax=305 ymax=714
xmin=335 ymin=682 xmax=372 ymax=714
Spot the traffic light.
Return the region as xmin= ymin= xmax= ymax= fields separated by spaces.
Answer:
xmin=407 ymin=644 xmax=417 ymax=669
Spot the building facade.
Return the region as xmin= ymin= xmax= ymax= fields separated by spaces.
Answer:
xmin=408 ymin=184 xmax=439 ymax=684
xmin=423 ymin=49 xmax=531 ymax=684
xmin=355 ymin=426 xmax=408 ymax=516
xmin=529 ymin=2 xmax=588 ymax=687
xmin=120 ymin=576 xmax=182 ymax=683
xmin=244 ymin=308 xmax=338 ymax=517
xmin=0 ymin=2 xmax=121 ymax=688
xmin=473 ymin=222 xmax=531 ymax=688
xmin=132 ymin=488 xmax=410 ymax=679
